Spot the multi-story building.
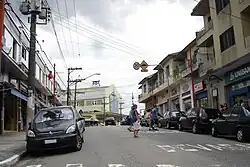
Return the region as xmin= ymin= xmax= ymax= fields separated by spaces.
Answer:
xmin=0 ymin=10 xmax=63 ymax=133
xmin=61 ymin=84 xmax=122 ymax=120
xmin=191 ymin=0 xmax=250 ymax=107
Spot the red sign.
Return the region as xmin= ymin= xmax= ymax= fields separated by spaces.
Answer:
xmin=194 ymin=82 xmax=203 ymax=92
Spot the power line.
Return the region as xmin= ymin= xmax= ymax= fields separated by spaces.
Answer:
xmin=55 ymin=0 xmax=70 ymax=59
xmin=72 ymin=0 xmax=80 ymax=56
xmin=51 ymin=10 xmax=153 ymax=57
xmin=52 ymin=14 xmax=150 ymax=60
xmin=63 ymin=0 xmax=75 ymax=58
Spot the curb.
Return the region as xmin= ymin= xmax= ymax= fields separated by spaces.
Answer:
xmin=0 ymin=150 xmax=27 ymax=167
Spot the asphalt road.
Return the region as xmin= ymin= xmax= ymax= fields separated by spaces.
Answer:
xmin=15 ymin=126 xmax=250 ymax=167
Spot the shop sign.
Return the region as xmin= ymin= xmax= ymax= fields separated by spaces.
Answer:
xmin=232 ymin=80 xmax=250 ymax=91
xmin=194 ymin=82 xmax=204 ymax=92
xmin=228 ymin=65 xmax=250 ymax=82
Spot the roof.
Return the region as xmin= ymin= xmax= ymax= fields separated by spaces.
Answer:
xmin=174 ymin=39 xmax=196 ymax=60
xmin=138 ymin=72 xmax=158 ymax=85
xmin=153 ymin=52 xmax=180 ymax=70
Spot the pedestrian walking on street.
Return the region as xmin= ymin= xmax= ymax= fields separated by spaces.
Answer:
xmin=131 ymin=104 xmax=140 ymax=137
xmin=149 ymin=104 xmax=159 ymax=131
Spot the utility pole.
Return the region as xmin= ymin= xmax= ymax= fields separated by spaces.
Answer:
xmin=132 ymin=92 xmax=134 ymax=104
xmin=74 ymin=82 xmax=77 ymax=108
xmin=189 ymin=46 xmax=196 ymax=107
xmin=20 ymin=0 xmax=51 ymax=130
xmin=66 ymin=67 xmax=82 ymax=105
xmin=53 ymin=63 xmax=56 ymax=106
xmin=0 ymin=0 xmax=5 ymax=134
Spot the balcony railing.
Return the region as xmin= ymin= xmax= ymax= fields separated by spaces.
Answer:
xmin=196 ymin=21 xmax=213 ymax=40
xmin=180 ymin=62 xmax=199 ymax=78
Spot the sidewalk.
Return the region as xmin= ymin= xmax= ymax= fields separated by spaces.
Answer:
xmin=0 ymin=132 xmax=26 ymax=167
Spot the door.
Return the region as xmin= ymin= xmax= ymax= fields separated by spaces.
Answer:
xmin=225 ymin=107 xmax=240 ymax=135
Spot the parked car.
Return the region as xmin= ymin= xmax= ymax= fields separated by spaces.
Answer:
xmin=178 ymin=107 xmax=220 ymax=134
xmin=121 ymin=116 xmax=130 ymax=125
xmin=211 ymin=106 xmax=250 ymax=142
xmin=26 ymin=106 xmax=85 ymax=153
xmin=158 ymin=110 xmax=184 ymax=129
xmin=105 ymin=117 xmax=116 ymax=125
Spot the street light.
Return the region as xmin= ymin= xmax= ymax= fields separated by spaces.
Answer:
xmin=73 ymin=73 xmax=101 ymax=108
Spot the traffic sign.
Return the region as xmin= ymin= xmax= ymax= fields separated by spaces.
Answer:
xmin=140 ymin=60 xmax=148 ymax=72
xmin=133 ymin=62 xmax=140 ymax=70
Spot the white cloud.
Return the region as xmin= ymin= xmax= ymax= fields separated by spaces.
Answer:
xmin=34 ymin=0 xmax=202 ymax=114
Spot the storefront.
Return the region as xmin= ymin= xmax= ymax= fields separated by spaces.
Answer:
xmin=170 ymin=87 xmax=180 ymax=111
xmin=180 ymin=82 xmax=192 ymax=112
xmin=225 ymin=64 xmax=250 ymax=107
xmin=194 ymin=81 xmax=208 ymax=107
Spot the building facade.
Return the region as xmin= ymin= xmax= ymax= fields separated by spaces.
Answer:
xmin=138 ymin=0 xmax=250 ymax=113
xmin=0 ymin=10 xmax=63 ymax=133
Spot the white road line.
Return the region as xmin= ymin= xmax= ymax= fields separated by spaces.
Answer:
xmin=26 ymin=165 xmax=42 ymax=167
xmin=156 ymin=165 xmax=179 ymax=167
xmin=66 ymin=164 xmax=83 ymax=167
xmin=108 ymin=164 xmax=126 ymax=167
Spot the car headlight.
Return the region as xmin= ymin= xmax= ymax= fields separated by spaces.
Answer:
xmin=27 ymin=130 xmax=35 ymax=137
xmin=66 ymin=125 xmax=76 ymax=134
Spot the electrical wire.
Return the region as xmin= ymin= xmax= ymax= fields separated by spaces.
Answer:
xmin=55 ymin=0 xmax=70 ymax=59
xmin=72 ymin=0 xmax=81 ymax=57
xmin=52 ymin=14 xmax=150 ymax=60
xmin=63 ymin=0 xmax=75 ymax=58
xmin=51 ymin=10 xmax=153 ymax=57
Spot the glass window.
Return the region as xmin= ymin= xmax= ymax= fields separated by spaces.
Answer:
xmin=34 ymin=108 xmax=74 ymax=123
xmin=21 ymin=46 xmax=27 ymax=60
xmin=219 ymin=27 xmax=235 ymax=52
xmin=12 ymin=40 xmax=19 ymax=60
xmin=242 ymin=107 xmax=250 ymax=116
xmin=35 ymin=64 xmax=40 ymax=80
xmin=231 ymin=107 xmax=241 ymax=116
xmin=3 ymin=27 xmax=13 ymax=56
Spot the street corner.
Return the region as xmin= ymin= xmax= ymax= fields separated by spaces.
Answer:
xmin=0 ymin=148 xmax=27 ymax=167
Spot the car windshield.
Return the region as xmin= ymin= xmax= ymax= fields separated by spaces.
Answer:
xmin=172 ymin=112 xmax=180 ymax=117
xmin=243 ymin=107 xmax=250 ymax=116
xmin=34 ymin=108 xmax=74 ymax=123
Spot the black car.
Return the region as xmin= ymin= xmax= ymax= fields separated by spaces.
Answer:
xmin=121 ymin=116 xmax=130 ymax=125
xmin=26 ymin=106 xmax=85 ymax=153
xmin=211 ymin=106 xmax=250 ymax=142
xmin=158 ymin=110 xmax=184 ymax=129
xmin=105 ymin=117 xmax=116 ymax=125
xmin=178 ymin=107 xmax=220 ymax=134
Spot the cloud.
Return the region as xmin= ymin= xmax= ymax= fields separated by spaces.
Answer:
xmin=12 ymin=0 xmax=202 ymax=114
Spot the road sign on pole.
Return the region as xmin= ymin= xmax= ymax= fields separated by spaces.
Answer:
xmin=140 ymin=60 xmax=148 ymax=72
xmin=133 ymin=62 xmax=140 ymax=70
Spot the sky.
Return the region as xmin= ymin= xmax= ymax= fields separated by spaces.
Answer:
xmin=12 ymin=0 xmax=203 ymax=114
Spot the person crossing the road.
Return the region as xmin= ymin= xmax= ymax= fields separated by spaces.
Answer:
xmin=131 ymin=104 xmax=141 ymax=137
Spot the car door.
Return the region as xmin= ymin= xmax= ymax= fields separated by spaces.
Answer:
xmin=181 ymin=109 xmax=191 ymax=129
xmin=225 ymin=107 xmax=241 ymax=135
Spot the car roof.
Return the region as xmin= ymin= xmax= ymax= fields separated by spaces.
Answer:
xmin=40 ymin=106 xmax=74 ymax=111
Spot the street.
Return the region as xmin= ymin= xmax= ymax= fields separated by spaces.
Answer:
xmin=15 ymin=126 xmax=250 ymax=167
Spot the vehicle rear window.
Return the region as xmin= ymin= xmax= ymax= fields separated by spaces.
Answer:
xmin=34 ymin=108 xmax=74 ymax=123
xmin=204 ymin=109 xmax=220 ymax=119
xmin=172 ymin=112 xmax=180 ymax=117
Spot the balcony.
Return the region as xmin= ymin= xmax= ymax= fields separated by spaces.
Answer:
xmin=180 ymin=62 xmax=199 ymax=78
xmin=152 ymin=77 xmax=173 ymax=96
xmin=138 ymin=92 xmax=152 ymax=103
xmin=196 ymin=21 xmax=213 ymax=47
xmin=191 ymin=0 xmax=210 ymax=16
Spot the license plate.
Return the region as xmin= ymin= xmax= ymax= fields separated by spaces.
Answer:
xmin=44 ymin=139 xmax=57 ymax=144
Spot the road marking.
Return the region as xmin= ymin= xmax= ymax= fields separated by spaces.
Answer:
xmin=208 ymin=165 xmax=221 ymax=167
xmin=157 ymin=143 xmax=250 ymax=153
xmin=66 ymin=164 xmax=83 ymax=167
xmin=142 ymin=130 xmax=181 ymax=134
xmin=156 ymin=165 xmax=179 ymax=167
xmin=108 ymin=164 xmax=126 ymax=167
xmin=26 ymin=165 xmax=42 ymax=167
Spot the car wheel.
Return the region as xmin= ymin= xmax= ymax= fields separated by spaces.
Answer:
xmin=236 ymin=128 xmax=245 ymax=142
xmin=192 ymin=123 xmax=198 ymax=134
xmin=166 ymin=122 xmax=170 ymax=129
xmin=75 ymin=134 xmax=83 ymax=151
xmin=178 ymin=122 xmax=183 ymax=131
xmin=211 ymin=125 xmax=217 ymax=137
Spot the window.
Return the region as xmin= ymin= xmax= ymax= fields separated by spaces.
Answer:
xmin=12 ymin=40 xmax=19 ymax=61
xmin=3 ymin=27 xmax=13 ymax=56
xmin=92 ymin=101 xmax=97 ymax=105
xmin=143 ymin=84 xmax=146 ymax=93
xmin=219 ymin=27 xmax=235 ymax=52
xmin=165 ymin=66 xmax=170 ymax=78
xmin=215 ymin=0 xmax=229 ymax=14
xmin=21 ymin=46 xmax=27 ymax=60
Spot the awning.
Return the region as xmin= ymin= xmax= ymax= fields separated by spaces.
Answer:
xmin=10 ymin=88 xmax=27 ymax=101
